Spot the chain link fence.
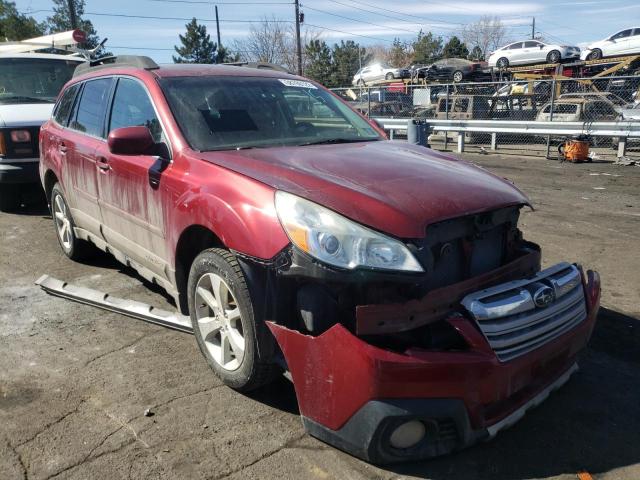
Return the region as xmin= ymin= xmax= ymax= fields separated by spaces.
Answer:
xmin=331 ymin=75 xmax=640 ymax=161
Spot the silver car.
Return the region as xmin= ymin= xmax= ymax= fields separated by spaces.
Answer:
xmin=352 ymin=63 xmax=409 ymax=86
xmin=488 ymin=40 xmax=580 ymax=68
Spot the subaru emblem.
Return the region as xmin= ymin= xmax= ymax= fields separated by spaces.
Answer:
xmin=533 ymin=286 xmax=555 ymax=308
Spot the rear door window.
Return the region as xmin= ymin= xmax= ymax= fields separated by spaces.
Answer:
xmin=71 ymin=78 xmax=113 ymax=138
xmin=53 ymin=83 xmax=80 ymax=127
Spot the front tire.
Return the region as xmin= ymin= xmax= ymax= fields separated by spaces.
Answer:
xmin=496 ymin=57 xmax=509 ymax=68
xmin=385 ymin=72 xmax=394 ymax=80
xmin=50 ymin=183 xmax=93 ymax=260
xmin=188 ymin=248 xmax=278 ymax=392
xmin=452 ymin=70 xmax=464 ymax=83
xmin=547 ymin=50 xmax=561 ymax=63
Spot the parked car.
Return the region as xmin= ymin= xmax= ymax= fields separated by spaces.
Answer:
xmin=40 ymin=56 xmax=600 ymax=464
xmin=488 ymin=40 xmax=580 ymax=68
xmin=422 ymin=58 xmax=492 ymax=83
xmin=536 ymin=98 xmax=619 ymax=122
xmin=0 ymin=52 xmax=84 ymax=210
xmin=352 ymin=62 xmax=410 ymax=85
xmin=581 ymin=27 xmax=640 ymax=60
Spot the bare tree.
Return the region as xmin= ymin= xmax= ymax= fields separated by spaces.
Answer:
xmin=232 ymin=16 xmax=319 ymax=73
xmin=462 ymin=16 xmax=508 ymax=60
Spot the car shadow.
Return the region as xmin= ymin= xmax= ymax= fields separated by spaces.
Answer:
xmin=384 ymin=307 xmax=640 ymax=479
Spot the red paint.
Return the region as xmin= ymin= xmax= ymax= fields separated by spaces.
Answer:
xmin=268 ymin=273 xmax=600 ymax=432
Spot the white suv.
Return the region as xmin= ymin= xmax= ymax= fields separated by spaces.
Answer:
xmin=488 ymin=40 xmax=580 ymax=68
xmin=581 ymin=28 xmax=640 ymax=60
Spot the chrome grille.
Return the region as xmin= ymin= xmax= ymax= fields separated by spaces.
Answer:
xmin=461 ymin=263 xmax=587 ymax=362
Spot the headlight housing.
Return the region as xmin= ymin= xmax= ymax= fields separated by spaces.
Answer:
xmin=274 ymin=191 xmax=424 ymax=272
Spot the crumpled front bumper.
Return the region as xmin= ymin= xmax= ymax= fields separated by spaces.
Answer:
xmin=267 ymin=269 xmax=601 ymax=464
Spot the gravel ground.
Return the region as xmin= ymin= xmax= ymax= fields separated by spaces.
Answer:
xmin=1 ymin=153 xmax=639 ymax=480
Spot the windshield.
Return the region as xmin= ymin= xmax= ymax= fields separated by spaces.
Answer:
xmin=159 ymin=76 xmax=381 ymax=151
xmin=0 ymin=58 xmax=81 ymax=104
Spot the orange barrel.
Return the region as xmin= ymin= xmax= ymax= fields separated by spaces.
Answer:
xmin=560 ymin=138 xmax=590 ymax=162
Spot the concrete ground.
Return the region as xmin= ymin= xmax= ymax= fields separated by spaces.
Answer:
xmin=1 ymin=153 xmax=639 ymax=480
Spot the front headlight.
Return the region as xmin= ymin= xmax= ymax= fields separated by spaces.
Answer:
xmin=274 ymin=191 xmax=424 ymax=272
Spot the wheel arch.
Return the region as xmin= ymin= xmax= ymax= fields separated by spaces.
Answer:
xmin=43 ymin=169 xmax=59 ymax=204
xmin=174 ymin=224 xmax=225 ymax=314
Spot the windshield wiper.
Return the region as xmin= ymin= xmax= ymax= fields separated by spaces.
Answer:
xmin=0 ymin=95 xmax=54 ymax=104
xmin=299 ymin=138 xmax=379 ymax=146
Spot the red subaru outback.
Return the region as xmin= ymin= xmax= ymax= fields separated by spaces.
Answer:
xmin=39 ymin=56 xmax=600 ymax=464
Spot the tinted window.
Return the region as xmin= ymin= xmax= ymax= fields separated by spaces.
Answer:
xmin=71 ymin=78 xmax=113 ymax=137
xmin=507 ymin=43 xmax=523 ymax=50
xmin=633 ymin=28 xmax=640 ymax=36
xmin=53 ymin=83 xmax=80 ymax=126
xmin=524 ymin=41 xmax=540 ymax=48
xmin=612 ymin=29 xmax=632 ymax=40
xmin=109 ymin=78 xmax=162 ymax=143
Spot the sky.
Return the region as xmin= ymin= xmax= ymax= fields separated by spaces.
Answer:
xmin=15 ymin=0 xmax=640 ymax=63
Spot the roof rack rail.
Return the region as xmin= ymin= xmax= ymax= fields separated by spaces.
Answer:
xmin=73 ymin=55 xmax=159 ymax=77
xmin=223 ymin=61 xmax=292 ymax=74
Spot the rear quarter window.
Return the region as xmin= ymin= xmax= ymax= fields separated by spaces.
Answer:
xmin=53 ymin=84 xmax=80 ymax=126
xmin=70 ymin=78 xmax=113 ymax=138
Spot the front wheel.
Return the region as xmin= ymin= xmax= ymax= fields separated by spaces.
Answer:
xmin=385 ymin=72 xmax=394 ymax=80
xmin=452 ymin=70 xmax=464 ymax=83
xmin=547 ymin=50 xmax=561 ymax=63
xmin=188 ymin=248 xmax=278 ymax=392
xmin=496 ymin=57 xmax=509 ymax=68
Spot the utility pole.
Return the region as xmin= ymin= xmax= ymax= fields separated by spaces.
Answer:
xmin=67 ymin=0 xmax=78 ymax=30
xmin=531 ymin=16 xmax=535 ymax=40
xmin=294 ymin=0 xmax=302 ymax=75
xmin=215 ymin=5 xmax=221 ymax=63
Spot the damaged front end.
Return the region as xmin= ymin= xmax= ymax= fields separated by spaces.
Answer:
xmin=236 ymin=205 xmax=601 ymax=464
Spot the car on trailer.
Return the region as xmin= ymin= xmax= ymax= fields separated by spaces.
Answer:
xmin=581 ymin=27 xmax=640 ymax=60
xmin=352 ymin=62 xmax=410 ymax=86
xmin=488 ymin=40 xmax=581 ymax=68
xmin=0 ymin=31 xmax=86 ymax=211
xmin=418 ymin=58 xmax=492 ymax=83
xmin=39 ymin=55 xmax=600 ymax=464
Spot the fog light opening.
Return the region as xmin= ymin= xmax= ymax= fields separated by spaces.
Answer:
xmin=389 ymin=420 xmax=426 ymax=449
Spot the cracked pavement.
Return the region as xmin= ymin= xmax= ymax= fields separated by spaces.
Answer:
xmin=1 ymin=153 xmax=640 ymax=479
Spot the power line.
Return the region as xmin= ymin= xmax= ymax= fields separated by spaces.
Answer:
xmin=329 ymin=0 xmax=464 ymax=27
xmin=302 ymin=5 xmax=422 ymax=35
xmin=304 ymin=22 xmax=394 ymax=43
xmin=145 ymin=0 xmax=293 ymax=4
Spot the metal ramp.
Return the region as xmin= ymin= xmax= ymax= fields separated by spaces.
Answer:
xmin=35 ymin=275 xmax=193 ymax=333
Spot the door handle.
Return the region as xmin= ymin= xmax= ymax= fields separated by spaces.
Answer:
xmin=97 ymin=156 xmax=110 ymax=171
xmin=59 ymin=142 xmax=67 ymax=153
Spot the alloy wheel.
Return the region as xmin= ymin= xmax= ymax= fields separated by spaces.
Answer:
xmin=194 ymin=272 xmax=245 ymax=371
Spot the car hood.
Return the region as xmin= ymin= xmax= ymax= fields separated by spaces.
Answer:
xmin=0 ymin=103 xmax=54 ymax=128
xmin=197 ymin=141 xmax=530 ymax=238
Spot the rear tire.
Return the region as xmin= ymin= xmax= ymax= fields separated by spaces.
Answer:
xmin=547 ymin=50 xmax=561 ymax=63
xmin=50 ymin=183 xmax=93 ymax=261
xmin=188 ymin=248 xmax=279 ymax=392
xmin=496 ymin=57 xmax=509 ymax=68
xmin=588 ymin=49 xmax=602 ymax=60
xmin=385 ymin=72 xmax=394 ymax=80
xmin=452 ymin=70 xmax=464 ymax=83
xmin=0 ymin=185 xmax=21 ymax=212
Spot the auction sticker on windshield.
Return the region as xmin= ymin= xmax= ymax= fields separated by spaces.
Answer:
xmin=279 ymin=79 xmax=317 ymax=89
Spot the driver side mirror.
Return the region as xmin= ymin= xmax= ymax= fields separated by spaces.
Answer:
xmin=108 ymin=126 xmax=155 ymax=155
xmin=539 ymin=45 xmax=544 ymax=49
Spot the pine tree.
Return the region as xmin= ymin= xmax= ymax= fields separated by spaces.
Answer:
xmin=46 ymin=0 xmax=101 ymax=49
xmin=0 ymin=1 xmax=44 ymax=40
xmin=173 ymin=18 xmax=219 ymax=64
xmin=442 ymin=36 xmax=470 ymax=59
xmin=469 ymin=45 xmax=484 ymax=61
xmin=304 ymin=39 xmax=334 ymax=87
xmin=412 ymin=31 xmax=443 ymax=64
xmin=331 ymin=40 xmax=371 ymax=87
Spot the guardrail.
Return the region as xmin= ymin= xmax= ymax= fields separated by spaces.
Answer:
xmin=373 ymin=118 xmax=640 ymax=156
